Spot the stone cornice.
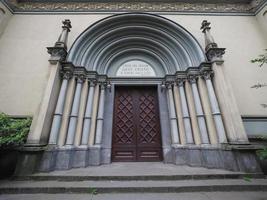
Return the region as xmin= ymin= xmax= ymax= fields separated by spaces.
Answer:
xmin=61 ymin=61 xmax=213 ymax=84
xmin=2 ymin=0 xmax=266 ymax=14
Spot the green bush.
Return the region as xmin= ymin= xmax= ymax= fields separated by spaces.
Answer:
xmin=0 ymin=113 xmax=32 ymax=148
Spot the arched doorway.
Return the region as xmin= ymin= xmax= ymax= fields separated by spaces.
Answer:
xmin=41 ymin=13 xmax=235 ymax=171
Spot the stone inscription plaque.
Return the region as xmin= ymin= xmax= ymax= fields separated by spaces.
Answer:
xmin=116 ymin=60 xmax=156 ymax=77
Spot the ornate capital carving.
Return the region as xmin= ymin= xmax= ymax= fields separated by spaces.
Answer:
xmin=47 ymin=46 xmax=67 ymax=64
xmin=62 ymin=19 xmax=72 ymax=32
xmin=88 ymin=80 xmax=97 ymax=87
xmin=188 ymin=75 xmax=198 ymax=84
xmin=62 ymin=71 xmax=73 ymax=80
xmin=202 ymin=71 xmax=214 ymax=80
xmin=206 ymin=48 xmax=226 ymax=63
xmin=177 ymin=78 xmax=186 ymax=87
xmin=76 ymin=74 xmax=86 ymax=83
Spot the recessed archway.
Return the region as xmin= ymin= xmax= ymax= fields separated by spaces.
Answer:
xmin=67 ymin=13 xmax=206 ymax=76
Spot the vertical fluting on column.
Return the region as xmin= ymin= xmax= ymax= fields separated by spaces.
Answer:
xmin=166 ymin=84 xmax=180 ymax=144
xmin=66 ymin=76 xmax=84 ymax=146
xmin=74 ymin=79 xmax=89 ymax=146
xmin=88 ymin=84 xmax=100 ymax=146
xmin=95 ymin=84 xmax=106 ymax=145
xmin=203 ymin=71 xmax=227 ymax=143
xmin=173 ymin=84 xmax=186 ymax=145
xmin=58 ymin=77 xmax=76 ymax=146
xmin=81 ymin=81 xmax=95 ymax=145
xmin=177 ymin=79 xmax=194 ymax=144
xmin=188 ymin=75 xmax=210 ymax=144
xmin=198 ymin=77 xmax=218 ymax=144
xmin=48 ymin=72 xmax=70 ymax=145
xmin=185 ymin=80 xmax=201 ymax=145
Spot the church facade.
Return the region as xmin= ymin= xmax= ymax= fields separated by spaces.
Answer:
xmin=0 ymin=0 xmax=267 ymax=174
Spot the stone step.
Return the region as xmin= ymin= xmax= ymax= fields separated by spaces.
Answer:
xmin=1 ymin=179 xmax=267 ymax=194
xmin=11 ymin=173 xmax=264 ymax=181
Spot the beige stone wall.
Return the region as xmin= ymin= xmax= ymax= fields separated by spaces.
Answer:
xmin=256 ymin=4 xmax=267 ymax=35
xmin=0 ymin=13 xmax=266 ymax=117
xmin=0 ymin=1 xmax=13 ymax=38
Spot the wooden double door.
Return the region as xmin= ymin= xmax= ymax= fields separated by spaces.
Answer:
xmin=112 ymin=86 xmax=163 ymax=162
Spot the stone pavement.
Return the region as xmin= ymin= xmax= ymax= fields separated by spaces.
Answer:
xmin=1 ymin=192 xmax=267 ymax=200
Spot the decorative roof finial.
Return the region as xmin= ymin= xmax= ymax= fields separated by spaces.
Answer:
xmin=201 ymin=20 xmax=225 ymax=64
xmin=47 ymin=19 xmax=72 ymax=64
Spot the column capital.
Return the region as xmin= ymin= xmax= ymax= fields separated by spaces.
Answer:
xmin=176 ymin=78 xmax=186 ymax=87
xmin=206 ymin=48 xmax=226 ymax=64
xmin=62 ymin=71 xmax=73 ymax=80
xmin=187 ymin=75 xmax=198 ymax=84
xmin=76 ymin=74 xmax=86 ymax=83
xmin=88 ymin=79 xmax=97 ymax=87
xmin=202 ymin=71 xmax=214 ymax=80
xmin=47 ymin=47 xmax=67 ymax=64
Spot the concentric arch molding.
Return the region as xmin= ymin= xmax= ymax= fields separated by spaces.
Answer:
xmin=66 ymin=13 xmax=207 ymax=75
xmin=2 ymin=0 xmax=266 ymax=14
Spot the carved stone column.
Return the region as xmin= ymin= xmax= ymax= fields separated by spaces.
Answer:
xmin=201 ymin=20 xmax=248 ymax=143
xmin=48 ymin=72 xmax=71 ymax=145
xmin=81 ymin=81 xmax=95 ymax=145
xmin=95 ymin=83 xmax=106 ymax=145
xmin=185 ymin=80 xmax=201 ymax=145
xmin=47 ymin=19 xmax=71 ymax=64
xmin=166 ymin=84 xmax=180 ymax=144
xmin=26 ymin=20 xmax=72 ymax=146
xmin=57 ymin=77 xmax=76 ymax=146
xmin=177 ymin=79 xmax=194 ymax=144
xmin=173 ymin=84 xmax=186 ymax=145
xmin=66 ymin=75 xmax=85 ymax=146
xmin=56 ymin=19 xmax=72 ymax=48
xmin=74 ymin=78 xmax=89 ymax=146
xmin=88 ymin=84 xmax=100 ymax=146
xmin=202 ymin=71 xmax=227 ymax=143
xmin=197 ymin=77 xmax=218 ymax=144
xmin=188 ymin=75 xmax=209 ymax=144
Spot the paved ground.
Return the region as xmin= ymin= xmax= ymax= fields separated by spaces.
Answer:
xmin=1 ymin=192 xmax=267 ymax=200
xmin=34 ymin=162 xmax=243 ymax=176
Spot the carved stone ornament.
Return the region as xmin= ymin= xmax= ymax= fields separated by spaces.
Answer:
xmin=188 ymin=75 xmax=198 ymax=84
xmin=3 ymin=0 xmax=265 ymax=13
xmin=62 ymin=71 xmax=73 ymax=80
xmin=202 ymin=71 xmax=214 ymax=80
xmin=62 ymin=19 xmax=72 ymax=32
xmin=47 ymin=46 xmax=67 ymax=64
xmin=177 ymin=78 xmax=186 ymax=87
xmin=76 ymin=74 xmax=86 ymax=83
xmin=206 ymin=47 xmax=226 ymax=63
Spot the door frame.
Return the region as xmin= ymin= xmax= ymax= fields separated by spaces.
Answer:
xmin=100 ymin=83 xmax=173 ymax=164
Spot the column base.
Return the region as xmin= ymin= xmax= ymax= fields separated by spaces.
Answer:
xmin=172 ymin=144 xmax=263 ymax=173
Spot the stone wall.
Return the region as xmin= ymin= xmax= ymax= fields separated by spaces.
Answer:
xmin=0 ymin=10 xmax=266 ymax=117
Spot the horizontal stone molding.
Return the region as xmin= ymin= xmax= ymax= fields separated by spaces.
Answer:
xmin=2 ymin=0 xmax=266 ymax=14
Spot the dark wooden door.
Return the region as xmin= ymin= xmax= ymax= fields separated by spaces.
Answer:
xmin=112 ymin=86 xmax=163 ymax=162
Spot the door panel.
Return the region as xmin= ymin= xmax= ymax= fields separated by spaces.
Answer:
xmin=112 ymin=86 xmax=162 ymax=162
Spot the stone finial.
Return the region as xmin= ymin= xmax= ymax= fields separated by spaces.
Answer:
xmin=47 ymin=19 xmax=72 ymax=64
xmin=200 ymin=20 xmax=211 ymax=33
xmin=201 ymin=20 xmax=225 ymax=64
xmin=62 ymin=19 xmax=72 ymax=32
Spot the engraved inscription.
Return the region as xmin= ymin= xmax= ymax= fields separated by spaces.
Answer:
xmin=116 ymin=60 xmax=156 ymax=77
